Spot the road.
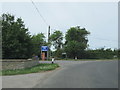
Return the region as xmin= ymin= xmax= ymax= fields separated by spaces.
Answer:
xmin=2 ymin=60 xmax=118 ymax=88
xmin=34 ymin=60 xmax=118 ymax=88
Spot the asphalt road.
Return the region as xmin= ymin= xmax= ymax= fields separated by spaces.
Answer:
xmin=34 ymin=60 xmax=118 ymax=88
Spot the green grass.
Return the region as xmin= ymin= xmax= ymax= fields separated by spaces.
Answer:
xmin=0 ymin=63 xmax=59 ymax=76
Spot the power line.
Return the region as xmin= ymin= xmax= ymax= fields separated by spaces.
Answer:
xmin=30 ymin=0 xmax=49 ymax=26
xmin=30 ymin=1 xmax=117 ymax=43
xmin=89 ymin=36 xmax=117 ymax=43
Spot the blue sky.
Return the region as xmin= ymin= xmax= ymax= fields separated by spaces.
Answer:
xmin=1 ymin=2 xmax=118 ymax=50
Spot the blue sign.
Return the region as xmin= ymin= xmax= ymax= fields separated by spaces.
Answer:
xmin=41 ymin=46 xmax=48 ymax=51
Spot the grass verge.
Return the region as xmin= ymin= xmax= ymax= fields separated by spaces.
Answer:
xmin=0 ymin=63 xmax=59 ymax=76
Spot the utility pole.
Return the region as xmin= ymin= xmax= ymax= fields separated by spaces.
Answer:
xmin=48 ymin=26 xmax=50 ymax=42
xmin=47 ymin=26 xmax=50 ymax=60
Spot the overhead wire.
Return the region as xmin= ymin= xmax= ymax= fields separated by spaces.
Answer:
xmin=30 ymin=0 xmax=49 ymax=26
xmin=88 ymin=36 xmax=117 ymax=43
xmin=30 ymin=0 xmax=117 ymax=44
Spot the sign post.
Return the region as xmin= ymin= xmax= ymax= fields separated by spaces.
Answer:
xmin=47 ymin=26 xmax=50 ymax=60
xmin=41 ymin=46 xmax=48 ymax=60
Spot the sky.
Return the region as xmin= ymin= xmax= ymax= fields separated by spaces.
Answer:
xmin=1 ymin=1 xmax=118 ymax=50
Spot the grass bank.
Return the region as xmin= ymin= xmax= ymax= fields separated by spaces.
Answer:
xmin=1 ymin=63 xmax=59 ymax=76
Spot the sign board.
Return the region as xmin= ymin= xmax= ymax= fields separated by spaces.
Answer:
xmin=41 ymin=46 xmax=48 ymax=51
xmin=62 ymin=53 xmax=66 ymax=55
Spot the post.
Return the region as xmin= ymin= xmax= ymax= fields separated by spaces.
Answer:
xmin=47 ymin=26 xmax=50 ymax=60
xmin=41 ymin=48 xmax=42 ymax=60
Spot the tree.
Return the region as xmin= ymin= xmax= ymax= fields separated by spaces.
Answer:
xmin=50 ymin=30 xmax=63 ymax=49
xmin=49 ymin=30 xmax=63 ymax=58
xmin=85 ymin=48 xmax=116 ymax=59
xmin=31 ymin=33 xmax=46 ymax=57
xmin=65 ymin=26 xmax=90 ymax=59
xmin=118 ymin=49 xmax=120 ymax=59
xmin=0 ymin=17 xmax=2 ymax=59
xmin=2 ymin=13 xmax=33 ymax=59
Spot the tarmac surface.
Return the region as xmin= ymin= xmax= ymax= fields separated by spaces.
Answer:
xmin=2 ymin=60 xmax=118 ymax=88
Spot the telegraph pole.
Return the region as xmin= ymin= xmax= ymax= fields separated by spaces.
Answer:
xmin=48 ymin=26 xmax=50 ymax=42
xmin=47 ymin=26 xmax=50 ymax=60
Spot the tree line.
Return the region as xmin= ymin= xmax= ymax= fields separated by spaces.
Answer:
xmin=1 ymin=13 xmax=119 ymax=59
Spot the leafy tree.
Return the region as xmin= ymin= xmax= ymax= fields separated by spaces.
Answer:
xmin=65 ymin=41 xmax=86 ymax=59
xmin=85 ymin=48 xmax=116 ymax=59
xmin=65 ymin=26 xmax=90 ymax=59
xmin=50 ymin=30 xmax=63 ymax=49
xmin=2 ymin=13 xmax=33 ymax=59
xmin=49 ymin=30 xmax=63 ymax=58
xmin=0 ymin=17 xmax=2 ymax=59
xmin=31 ymin=33 xmax=46 ymax=57
xmin=118 ymin=49 xmax=120 ymax=59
